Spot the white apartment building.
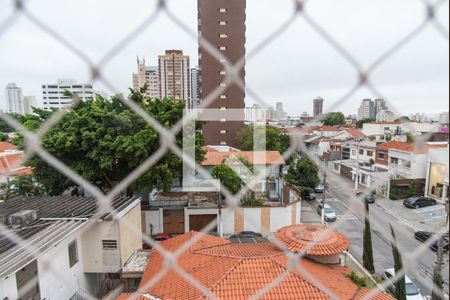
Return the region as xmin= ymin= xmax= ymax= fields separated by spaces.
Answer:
xmin=349 ymin=141 xmax=377 ymax=165
xmin=5 ymin=83 xmax=24 ymax=114
xmin=23 ymin=96 xmax=37 ymax=114
xmin=357 ymin=99 xmax=375 ymax=120
xmin=158 ymin=50 xmax=190 ymax=102
xmin=132 ymin=57 xmax=160 ymax=99
xmin=42 ymin=79 xmax=93 ymax=110
xmin=361 ymin=122 xmax=404 ymax=136
xmin=376 ymin=110 xmax=396 ymax=122
xmin=190 ymin=67 xmax=200 ymax=109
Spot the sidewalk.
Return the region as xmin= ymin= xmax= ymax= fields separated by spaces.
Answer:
xmin=374 ymin=197 xmax=448 ymax=232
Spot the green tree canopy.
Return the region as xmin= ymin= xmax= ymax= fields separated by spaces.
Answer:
xmin=212 ymin=156 xmax=253 ymax=195
xmin=0 ymin=175 xmax=44 ymax=201
xmin=17 ymin=90 xmax=205 ymax=195
xmin=286 ymin=155 xmax=320 ymax=190
xmin=356 ymin=118 xmax=375 ymax=129
xmin=236 ymin=125 xmax=291 ymax=154
xmin=323 ymin=112 xmax=345 ymax=126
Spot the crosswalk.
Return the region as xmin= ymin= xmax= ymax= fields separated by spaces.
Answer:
xmin=337 ymin=214 xmax=359 ymax=221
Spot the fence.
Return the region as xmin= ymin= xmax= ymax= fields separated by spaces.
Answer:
xmin=0 ymin=0 xmax=449 ymax=299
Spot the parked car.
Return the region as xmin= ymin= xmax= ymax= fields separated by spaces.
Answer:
xmin=403 ymin=197 xmax=437 ymax=209
xmin=315 ymin=184 xmax=325 ymax=193
xmin=365 ymin=194 xmax=375 ymax=204
xmin=230 ymin=231 xmax=263 ymax=239
xmin=153 ymin=233 xmax=171 ymax=241
xmin=316 ymin=203 xmax=337 ymax=222
xmin=305 ymin=192 xmax=316 ymax=201
xmin=415 ymin=231 xmax=449 ymax=252
xmin=382 ymin=269 xmax=423 ymax=300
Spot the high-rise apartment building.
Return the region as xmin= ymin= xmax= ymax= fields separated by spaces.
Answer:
xmin=357 ymin=99 xmax=376 ymax=120
xmin=190 ymin=67 xmax=201 ymax=109
xmin=132 ymin=57 xmax=160 ymax=98
xmin=198 ymin=0 xmax=246 ymax=147
xmin=158 ymin=50 xmax=190 ymax=102
xmin=5 ymin=83 xmax=24 ymax=114
xmin=374 ymin=98 xmax=387 ymax=118
xmin=42 ymin=79 xmax=93 ymax=110
xmin=23 ymin=96 xmax=37 ymax=114
xmin=313 ymin=97 xmax=324 ymax=117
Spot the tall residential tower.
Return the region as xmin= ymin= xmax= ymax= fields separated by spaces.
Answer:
xmin=5 ymin=83 xmax=24 ymax=114
xmin=313 ymin=97 xmax=324 ymax=117
xmin=158 ymin=50 xmax=190 ymax=102
xmin=132 ymin=57 xmax=160 ymax=99
xmin=198 ymin=0 xmax=246 ymax=147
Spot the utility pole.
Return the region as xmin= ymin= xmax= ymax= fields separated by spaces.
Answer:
xmin=322 ymin=172 xmax=327 ymax=225
xmin=218 ymin=181 xmax=223 ymax=238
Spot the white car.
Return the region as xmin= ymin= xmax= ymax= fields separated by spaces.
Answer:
xmin=316 ymin=203 xmax=337 ymax=222
xmin=382 ymin=269 xmax=423 ymax=300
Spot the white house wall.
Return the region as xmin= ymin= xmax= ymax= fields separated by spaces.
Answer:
xmin=81 ymin=221 xmax=120 ymax=274
xmin=270 ymin=205 xmax=292 ymax=233
xmin=222 ymin=208 xmax=235 ymax=235
xmin=0 ymin=274 xmax=19 ymax=299
xmin=38 ymin=232 xmax=90 ymax=300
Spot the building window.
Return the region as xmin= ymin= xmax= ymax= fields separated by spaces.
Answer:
xmin=359 ymin=149 xmax=364 ymax=155
xmin=378 ymin=152 xmax=385 ymax=159
xmin=402 ymin=160 xmax=411 ymax=168
xmin=220 ymin=118 xmax=226 ymax=123
xmin=220 ymin=83 xmax=227 ymax=87
xmin=220 ymin=58 xmax=227 ymax=63
xmin=390 ymin=157 xmax=399 ymax=165
xmin=102 ymin=240 xmax=118 ymax=250
xmin=219 ymin=21 xmax=227 ymax=26
xmin=220 ymin=141 xmax=227 ymax=145
xmin=219 ymin=46 xmax=227 ymax=51
xmin=220 ymin=95 xmax=227 ymax=99
xmin=220 ymin=130 xmax=227 ymax=134
xmin=351 ymin=150 xmax=356 ymax=156
xmin=219 ymin=34 xmax=228 ymax=39
xmin=219 ymin=8 xmax=227 ymax=12
xmin=220 ymin=71 xmax=227 ymax=75
xmin=367 ymin=151 xmax=374 ymax=157
xmin=220 ymin=107 xmax=227 ymax=110
xmin=68 ymin=240 xmax=78 ymax=268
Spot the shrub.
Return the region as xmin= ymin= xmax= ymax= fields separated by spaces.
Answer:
xmin=345 ymin=272 xmax=367 ymax=287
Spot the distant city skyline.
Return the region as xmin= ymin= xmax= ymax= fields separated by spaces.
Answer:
xmin=0 ymin=0 xmax=448 ymax=116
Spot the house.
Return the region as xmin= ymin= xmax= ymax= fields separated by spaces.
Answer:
xmin=0 ymin=152 xmax=33 ymax=184
xmin=116 ymin=225 xmax=393 ymax=300
xmin=0 ymin=141 xmax=16 ymax=153
xmin=425 ymin=145 xmax=449 ymax=202
xmin=201 ymin=146 xmax=285 ymax=193
xmin=142 ymin=181 xmax=303 ymax=237
xmin=348 ymin=141 xmax=377 ymax=166
xmin=312 ymin=125 xmax=343 ymax=137
xmin=0 ymin=195 xmax=142 ymax=300
xmin=361 ymin=122 xmax=403 ymax=137
xmin=331 ymin=129 xmax=365 ymax=140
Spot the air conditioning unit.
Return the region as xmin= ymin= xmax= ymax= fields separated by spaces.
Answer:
xmin=8 ymin=210 xmax=38 ymax=228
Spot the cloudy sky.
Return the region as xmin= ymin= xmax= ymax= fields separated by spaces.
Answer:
xmin=0 ymin=0 xmax=448 ymax=116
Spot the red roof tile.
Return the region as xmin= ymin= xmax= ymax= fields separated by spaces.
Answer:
xmin=275 ymin=225 xmax=349 ymax=256
xmin=202 ymin=149 xmax=285 ymax=166
xmin=0 ymin=152 xmax=26 ymax=174
xmin=0 ymin=142 xmax=16 ymax=152
xmin=377 ymin=141 xmax=448 ymax=154
xmin=117 ymin=228 xmax=393 ymax=300
xmin=345 ymin=129 xmax=365 ymax=138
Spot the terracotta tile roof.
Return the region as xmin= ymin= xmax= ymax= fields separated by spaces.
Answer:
xmin=377 ymin=141 xmax=448 ymax=154
xmin=9 ymin=167 xmax=33 ymax=176
xmin=0 ymin=142 xmax=16 ymax=152
xmin=315 ymin=126 xmax=342 ymax=132
xmin=202 ymin=148 xmax=285 ymax=166
xmin=367 ymin=122 xmax=402 ymax=125
xmin=275 ymin=225 xmax=349 ymax=256
xmin=345 ymin=129 xmax=365 ymax=138
xmin=117 ymin=228 xmax=393 ymax=300
xmin=0 ymin=152 xmax=25 ymax=174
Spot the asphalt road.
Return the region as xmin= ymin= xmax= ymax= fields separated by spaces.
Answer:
xmin=310 ymin=174 xmax=449 ymax=297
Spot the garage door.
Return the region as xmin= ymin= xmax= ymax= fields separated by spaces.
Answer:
xmin=163 ymin=210 xmax=185 ymax=234
xmin=189 ymin=214 xmax=218 ymax=233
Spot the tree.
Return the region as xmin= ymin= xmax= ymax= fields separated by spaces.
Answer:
xmin=323 ymin=112 xmax=345 ymax=126
xmin=236 ymin=125 xmax=291 ymax=154
xmin=390 ymin=224 xmax=407 ymax=300
xmin=356 ymin=118 xmax=375 ymax=129
xmin=0 ymin=133 xmax=7 ymax=141
xmin=19 ymin=90 xmax=205 ymax=195
xmin=395 ymin=116 xmax=410 ymax=122
xmin=363 ymin=201 xmax=375 ymax=274
xmin=0 ymin=175 xmax=44 ymax=200
xmin=405 ymin=181 xmax=416 ymax=198
xmin=212 ymin=156 xmax=254 ymax=195
xmin=286 ymin=156 xmax=320 ymax=191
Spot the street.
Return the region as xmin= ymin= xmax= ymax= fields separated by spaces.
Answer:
xmin=309 ymin=173 xmax=449 ymax=297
